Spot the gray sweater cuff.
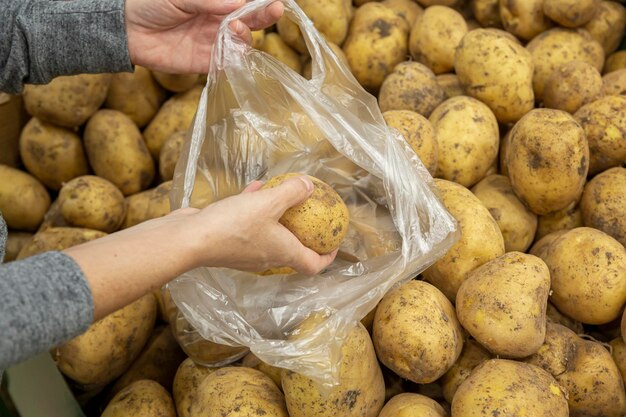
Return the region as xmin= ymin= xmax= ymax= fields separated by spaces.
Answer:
xmin=0 ymin=251 xmax=94 ymax=370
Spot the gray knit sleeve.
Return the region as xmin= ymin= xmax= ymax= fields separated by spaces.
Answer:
xmin=0 ymin=0 xmax=133 ymax=94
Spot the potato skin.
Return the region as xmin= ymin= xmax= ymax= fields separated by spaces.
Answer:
xmin=173 ymin=358 xmax=217 ymax=417
xmin=17 ymin=227 xmax=106 ymax=259
xmin=381 ymin=0 xmax=423 ymax=26
xmin=536 ymin=202 xmax=582 ymax=240
xmin=102 ymin=380 xmax=176 ymax=417
xmin=159 ymin=131 xmax=185 ymax=181
xmin=544 ymin=227 xmax=626 ymax=325
xmin=580 ymin=167 xmax=626 ymax=247
xmin=441 ymin=339 xmax=491 ymax=403
xmin=4 ymin=232 xmax=33 ymax=262
xmin=605 ymin=51 xmax=626 ymax=74
xmin=435 ymin=73 xmax=463 ymax=99
xmin=260 ymin=33 xmax=302 ymax=74
xmin=584 ymin=1 xmax=626 ymax=55
xmin=378 ymin=393 xmax=446 ymax=417
xmin=19 ymin=118 xmax=88 ymax=190
xmin=528 ymin=230 xmax=567 ymax=261
xmin=121 ymin=189 xmax=153 ymax=229
xmin=23 ymin=74 xmax=112 ymax=128
xmin=601 ymin=69 xmax=626 ymax=97
xmin=0 ymin=165 xmax=51 ymax=231
xmin=543 ymin=0 xmax=598 ymax=28
xmin=241 ymin=353 xmax=283 ymax=389
xmin=373 ymin=280 xmax=464 ymax=383
xmin=506 ymin=109 xmax=588 ymax=215
xmin=471 ymin=0 xmax=501 ymax=27
xmin=499 ymin=0 xmax=553 ymax=41
xmin=543 ymin=61 xmax=602 ymax=114
xmin=152 ymin=72 xmax=199 ymax=93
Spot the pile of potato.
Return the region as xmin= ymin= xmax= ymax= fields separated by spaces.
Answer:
xmin=2 ymin=0 xmax=626 ymax=415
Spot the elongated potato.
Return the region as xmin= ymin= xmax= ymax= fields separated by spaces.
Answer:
xmin=441 ymin=339 xmax=491 ymax=404
xmin=584 ymin=1 xmax=626 ymax=55
xmin=173 ymin=358 xmax=218 ymax=417
xmin=499 ymin=0 xmax=553 ymax=41
xmin=383 ymin=110 xmax=438 ymax=175
xmin=0 ymin=165 xmax=50 ymax=231
xmin=102 ymin=380 xmax=175 ymax=417
xmin=159 ymin=131 xmax=186 ymax=181
xmin=17 ymin=227 xmax=106 ymax=260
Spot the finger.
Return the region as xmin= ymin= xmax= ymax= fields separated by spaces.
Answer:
xmin=170 ymin=0 xmax=245 ymax=15
xmin=229 ymin=20 xmax=252 ymax=44
xmin=291 ymin=248 xmax=338 ymax=276
xmin=263 ymin=176 xmax=314 ymax=216
xmin=242 ymin=180 xmax=264 ymax=193
xmin=240 ymin=1 xmax=284 ymax=30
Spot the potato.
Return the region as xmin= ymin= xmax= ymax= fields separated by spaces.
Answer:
xmin=344 ymin=3 xmax=409 ymax=92
xmin=144 ymin=85 xmax=202 ymax=159
xmin=452 ymin=359 xmax=568 ymax=417
xmin=282 ymin=323 xmax=385 ymax=417
xmin=423 ymin=179 xmax=505 ymax=301
xmin=241 ymin=353 xmax=283 ymax=388
xmin=574 ymin=95 xmax=626 ymax=174
xmin=543 ymin=0 xmax=598 ymax=28
xmin=121 ymin=189 xmax=153 ymax=229
xmin=456 ymin=252 xmax=550 ymax=357
xmin=373 ymin=280 xmax=463 ymax=383
xmin=441 ymin=339 xmax=492 ymax=404
xmin=260 ymin=33 xmax=302 ymax=74
xmin=543 ymin=61 xmax=603 ymax=113
xmin=251 ymin=30 xmax=265 ymax=49
xmin=584 ymin=1 xmax=626 ymax=55
xmin=429 ymin=96 xmax=499 ymax=187
xmin=19 ymin=118 xmax=88 ymax=190
xmin=454 ymin=29 xmax=535 ymax=123
xmin=416 ymin=0 xmax=460 ymax=6
xmin=623 ymin=308 xmax=626 ymax=343
xmin=546 ymin=302 xmax=584 ymax=334
xmin=536 ymin=202 xmax=582 ymax=240
xmin=528 ymin=230 xmax=567 ymax=261
xmin=261 ymin=173 xmax=349 ymax=254
xmin=601 ymin=69 xmax=626 ymax=96
xmin=499 ymin=0 xmax=553 ymax=41
xmin=379 ymin=393 xmax=446 ymax=417
xmin=191 ymin=367 xmax=288 ymax=417
xmin=471 ymin=175 xmax=537 ymax=252
xmin=85 ymin=109 xmax=155 ymax=195
xmin=55 ymin=293 xmax=157 ymax=389
xmin=23 ymin=73 xmax=111 ymax=128
xmin=379 ymin=62 xmax=446 ymax=117
xmin=3 ymin=232 xmax=33 ymax=262
xmin=152 ymin=72 xmax=199 ymax=93
xmin=544 ymin=227 xmax=626 ymax=324
xmin=159 ymin=131 xmax=185 ymax=181
xmin=105 ymin=66 xmax=167 ymax=127
xmin=58 ymin=176 xmax=126 ymax=233
xmin=435 ymin=73 xmax=463 ymax=99
xmin=173 ymin=358 xmax=217 ymax=417
xmin=580 ymin=167 xmax=626 ymax=246
xmin=471 ymin=0 xmax=501 ymax=27
xmin=102 ymin=380 xmax=175 ymax=417
xmin=0 ymin=165 xmax=50 ymax=231
xmin=109 ymin=326 xmax=187 ymax=395
xmin=605 ymin=51 xmax=626 ymax=74
xmin=382 ymin=110 xmax=438 ymax=175
xmin=17 ymin=227 xmax=106 ymax=259
xmin=276 ymin=17 xmax=307 ymax=54
xmin=297 ymin=0 xmax=351 ymax=46
xmin=146 ymin=180 xmax=174 ymax=220
xmin=506 ymin=109 xmax=588 ymax=215
xmin=498 ymin=128 xmax=511 ymax=177
xmin=527 ymin=28 xmax=605 ymax=101
xmin=381 ymin=0 xmax=423 ymax=26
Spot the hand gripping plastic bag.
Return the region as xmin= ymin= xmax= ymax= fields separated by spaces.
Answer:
xmin=167 ymin=0 xmax=459 ymax=387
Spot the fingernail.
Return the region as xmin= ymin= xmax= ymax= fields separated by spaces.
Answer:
xmin=233 ymin=20 xmax=244 ymax=33
xmin=299 ymin=177 xmax=314 ymax=193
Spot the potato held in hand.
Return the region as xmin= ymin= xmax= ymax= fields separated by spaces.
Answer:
xmin=261 ymin=174 xmax=349 ymax=255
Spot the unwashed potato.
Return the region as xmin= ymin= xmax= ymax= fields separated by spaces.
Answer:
xmin=610 ymin=337 xmax=626 ymax=384
xmin=260 ymin=33 xmax=302 ymax=74
xmin=373 ymin=280 xmax=464 ymax=384
xmin=58 ymin=176 xmax=126 ymax=233
xmin=546 ymin=302 xmax=584 ymax=334
xmin=543 ymin=61 xmax=603 ymax=113
xmin=543 ymin=0 xmax=598 ymax=28
xmin=55 ymin=294 xmax=157 ymax=389
xmin=19 ymin=118 xmax=88 ymax=190
xmin=605 ymin=51 xmax=626 ymax=74
xmin=416 ymin=0 xmax=460 ymax=6
xmin=536 ymin=202 xmax=582 ymax=240
xmin=379 ymin=393 xmax=446 ymax=417
xmin=429 ymin=96 xmax=499 ymax=187
xmin=85 ymin=109 xmax=155 ymax=195
xmin=241 ymin=353 xmax=283 ymax=388
xmin=580 ymin=167 xmax=626 ymax=246
xmin=574 ymin=95 xmax=626 ymax=174
xmin=3 ymin=232 xmax=33 ymax=262
xmin=296 ymin=0 xmax=351 ymax=46
xmin=379 ymin=62 xmax=446 ymax=117
xmin=544 ymin=227 xmax=626 ymax=324
xmin=471 ymin=0 xmax=501 ymax=27
xmin=383 ymin=110 xmax=438 ymax=175
xmin=276 ymin=16 xmax=307 ymax=54
xmin=105 ymin=66 xmax=167 ymax=127
xmin=173 ymin=358 xmax=217 ymax=417
xmin=506 ymin=109 xmax=588 ymax=215
xmin=528 ymin=230 xmax=568 ymax=261
xmin=456 ymin=252 xmax=550 ymax=357
xmin=0 ymin=165 xmax=51 ymax=231
xmin=452 ymin=359 xmax=568 ymax=417
xmin=121 ymin=189 xmax=154 ymax=229
xmin=101 ymin=380 xmax=175 ymax=417
xmin=584 ymin=1 xmax=626 ymax=55
xmin=382 ymin=0 xmax=423 ymax=26
xmin=435 ymin=74 xmax=463 ymax=99
xmin=526 ymin=28 xmax=605 ymax=101
xmin=498 ymin=128 xmax=512 ymax=177
xmin=23 ymin=73 xmax=112 ymax=128
xmin=601 ymin=69 xmax=626 ymax=96
xmin=409 ymin=6 xmax=468 ymax=74
xmin=17 ymin=227 xmax=106 ymax=260
xmin=499 ymin=0 xmax=553 ymax=41
xmin=423 ymin=179 xmax=505 ymax=301
xmin=471 ymin=175 xmax=537 ymax=252
xmin=441 ymin=339 xmax=492 ymax=404
xmin=454 ymin=29 xmax=535 ymax=123
xmin=152 ymin=72 xmax=199 ymax=93
xmin=159 ymin=131 xmax=186 ymax=181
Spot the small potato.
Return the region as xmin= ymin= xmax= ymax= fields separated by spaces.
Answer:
xmin=601 ymin=69 xmax=626 ymax=96
xmin=379 ymin=393 xmax=446 ymax=417
xmin=4 ymin=232 xmax=33 ymax=262
xmin=471 ymin=0 xmax=501 ymax=27
xmin=23 ymin=73 xmax=112 ymax=128
xmin=105 ymin=66 xmax=167 ymax=127
xmin=545 ymin=227 xmax=626 ymax=324
xmin=19 ymin=118 xmax=88 ymax=190
xmin=605 ymin=51 xmax=626 ymax=74
xmin=429 ymin=96 xmax=499 ymax=187
xmin=506 ymin=109 xmax=588 ymax=215
xmin=441 ymin=339 xmax=492 ymax=404
xmin=471 ymin=175 xmax=537 ymax=252
xmin=499 ymin=0 xmax=553 ymax=41
xmin=84 ymin=109 xmax=155 ymax=195
xmin=584 ymin=1 xmax=626 ymax=55
xmin=423 ymin=179 xmax=505 ymax=301
xmin=102 ymin=380 xmax=175 ymax=417
xmin=152 ymin=72 xmax=199 ymax=93
xmin=580 ymin=167 xmax=626 ymax=246
xmin=452 ymin=359 xmax=568 ymax=417
xmin=379 ymin=62 xmax=446 ymax=117
xmin=409 ymin=6 xmax=468 ymax=74
xmin=159 ymin=131 xmax=186 ymax=181
xmin=373 ymin=280 xmax=464 ymax=383
xmin=241 ymin=353 xmax=283 ymax=388
xmin=536 ymin=202 xmax=582 ymax=240
xmin=260 ymin=33 xmax=302 ymax=74
xmin=173 ymin=358 xmax=217 ymax=417
xmin=58 ymin=176 xmax=126 ymax=233
xmin=435 ymin=73 xmax=463 ymax=98
xmin=528 ymin=230 xmax=568 ymax=261
xmin=546 ymin=302 xmax=584 ymax=334
xmin=17 ymin=227 xmax=106 ymax=260
xmin=383 ymin=110 xmax=438 ymax=175
xmin=543 ymin=61 xmax=603 ymax=113
xmin=0 ymin=165 xmax=50 ymax=231
xmin=574 ymin=95 xmax=626 ymax=174
xmin=381 ymin=0 xmax=423 ymax=26
xmin=543 ymin=0 xmax=598 ymax=28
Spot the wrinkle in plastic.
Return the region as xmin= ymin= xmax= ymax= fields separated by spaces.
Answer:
xmin=167 ymin=0 xmax=459 ymax=388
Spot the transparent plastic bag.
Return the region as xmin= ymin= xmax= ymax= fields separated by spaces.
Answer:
xmin=167 ymin=0 xmax=459 ymax=387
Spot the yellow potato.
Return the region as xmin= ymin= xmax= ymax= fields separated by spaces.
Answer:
xmin=297 ymin=0 xmax=351 ymax=46
xmin=121 ymin=189 xmax=153 ymax=229
xmin=251 ymin=30 xmax=265 ymax=49
xmin=159 ymin=131 xmax=186 ymax=181
xmin=605 ymin=51 xmax=626 ymax=74
xmin=173 ymin=358 xmax=218 ymax=417
xmin=416 ymin=0 xmax=460 ymax=6
xmin=499 ymin=0 xmax=553 ymax=40
xmin=241 ymin=353 xmax=283 ymax=388
xmin=3 ymin=232 xmax=33 ymax=262
xmin=498 ymin=128 xmax=511 ymax=177
xmin=543 ymin=0 xmax=598 ymax=28
xmin=528 ymin=229 xmax=568 ymax=261
xmin=601 ymin=69 xmax=626 ymax=97
xmin=260 ymin=33 xmax=302 ymax=74
xmin=383 ymin=110 xmax=438 ymax=175
xmin=102 ymin=380 xmax=175 ymax=417
xmin=379 ymin=393 xmax=446 ymax=417
xmin=381 ymin=0 xmax=423 ymax=26
xmin=146 ymin=180 xmax=173 ymax=220
xmin=0 ymin=165 xmax=50 ymax=231
xmin=584 ymin=1 xmax=626 ymax=55
xmin=610 ymin=337 xmax=626 ymax=384
xmin=435 ymin=73 xmax=463 ymax=99
xmin=536 ymin=202 xmax=582 ymax=240
xmin=152 ymin=72 xmax=199 ymax=93
xmin=471 ymin=0 xmax=501 ymax=27
xmin=17 ymin=227 xmax=106 ymax=260
xmin=441 ymin=339 xmax=492 ymax=404
xmin=543 ymin=61 xmax=603 ymax=113
xmin=276 ymin=16 xmax=307 ymax=54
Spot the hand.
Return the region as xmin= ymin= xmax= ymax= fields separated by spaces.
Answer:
xmin=124 ymin=0 xmax=284 ymax=74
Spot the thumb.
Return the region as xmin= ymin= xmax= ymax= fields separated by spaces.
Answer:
xmin=265 ymin=176 xmax=314 ymax=216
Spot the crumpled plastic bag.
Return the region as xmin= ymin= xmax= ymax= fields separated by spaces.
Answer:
xmin=167 ymin=0 xmax=458 ymax=388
